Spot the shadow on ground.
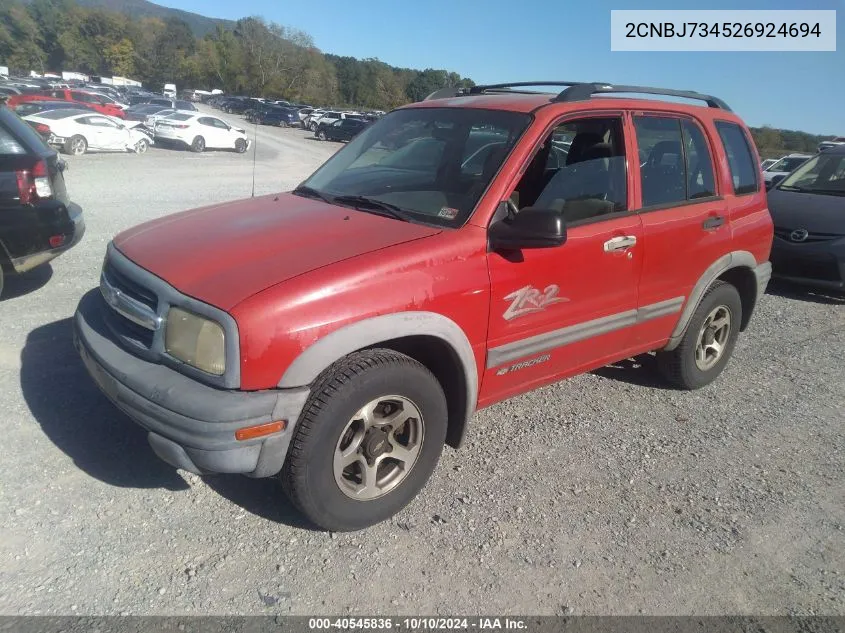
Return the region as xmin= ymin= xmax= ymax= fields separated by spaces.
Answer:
xmin=21 ymin=317 xmax=315 ymax=528
xmin=766 ymin=280 xmax=845 ymax=305
xmin=1 ymin=264 xmax=53 ymax=301
xmin=20 ymin=317 xmax=189 ymax=491
xmin=592 ymin=353 xmax=672 ymax=390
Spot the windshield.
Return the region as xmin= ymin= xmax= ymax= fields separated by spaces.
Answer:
xmin=779 ymin=152 xmax=845 ymax=196
xmin=769 ymin=156 xmax=811 ymax=173
xmin=299 ymin=107 xmax=531 ymax=227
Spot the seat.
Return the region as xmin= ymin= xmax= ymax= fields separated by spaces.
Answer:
xmin=641 ymin=140 xmax=685 ymax=206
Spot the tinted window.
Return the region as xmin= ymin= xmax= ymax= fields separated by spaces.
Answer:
xmin=635 ymin=116 xmax=686 ymax=207
xmin=527 ymin=117 xmax=628 ymax=223
xmin=770 ymin=156 xmax=810 ymax=173
xmin=0 ymin=107 xmax=53 ymax=154
xmin=715 ymin=121 xmax=759 ymax=195
xmin=0 ymin=126 xmax=26 ymax=155
xmin=165 ymin=113 xmax=193 ymax=122
xmin=681 ymin=120 xmax=717 ymax=199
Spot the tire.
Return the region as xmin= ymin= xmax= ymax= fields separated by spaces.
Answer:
xmin=234 ymin=138 xmax=247 ymax=154
xmin=316 ymin=129 xmax=327 ymax=141
xmin=65 ymin=135 xmax=87 ymax=156
xmin=310 ymin=122 xmax=317 ymax=132
xmin=656 ymin=280 xmax=742 ymax=390
xmin=281 ymin=349 xmax=448 ymax=532
xmin=190 ymin=136 xmax=205 ymax=153
xmin=279 ymin=121 xmax=288 ymax=128
xmin=134 ymin=138 xmax=149 ymax=154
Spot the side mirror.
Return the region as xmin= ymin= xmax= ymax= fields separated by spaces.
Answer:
xmin=489 ymin=206 xmax=567 ymax=250
xmin=767 ymin=174 xmax=786 ymax=190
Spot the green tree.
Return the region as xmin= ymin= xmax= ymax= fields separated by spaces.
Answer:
xmin=0 ymin=2 xmax=46 ymax=74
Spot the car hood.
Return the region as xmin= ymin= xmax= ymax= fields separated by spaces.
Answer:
xmin=767 ymin=187 xmax=845 ymax=233
xmin=114 ymin=193 xmax=442 ymax=311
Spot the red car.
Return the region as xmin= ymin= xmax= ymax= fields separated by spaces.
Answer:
xmin=74 ymin=81 xmax=773 ymax=531
xmin=6 ymin=89 xmax=126 ymax=119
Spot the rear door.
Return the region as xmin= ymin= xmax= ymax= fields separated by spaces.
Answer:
xmin=630 ymin=113 xmax=728 ymax=347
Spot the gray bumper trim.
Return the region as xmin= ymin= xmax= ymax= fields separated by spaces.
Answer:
xmin=74 ymin=288 xmax=309 ymax=477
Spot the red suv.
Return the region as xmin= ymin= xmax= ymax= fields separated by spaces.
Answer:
xmin=74 ymin=82 xmax=773 ymax=531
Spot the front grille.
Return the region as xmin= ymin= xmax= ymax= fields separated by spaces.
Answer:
xmin=774 ymin=227 xmax=843 ymax=243
xmin=103 ymin=305 xmax=155 ymax=348
xmin=103 ymin=258 xmax=157 ymax=311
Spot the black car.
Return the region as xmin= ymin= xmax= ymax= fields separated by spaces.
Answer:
xmin=767 ymin=145 xmax=845 ymax=291
xmin=254 ymin=106 xmax=299 ymax=127
xmin=316 ymin=117 xmax=370 ymax=142
xmin=0 ymin=104 xmax=85 ymax=296
xmin=223 ymin=98 xmax=255 ymax=115
xmin=173 ymin=100 xmax=197 ymax=112
xmin=124 ymin=104 xmax=171 ymax=122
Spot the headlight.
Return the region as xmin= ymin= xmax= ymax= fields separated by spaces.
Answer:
xmin=165 ymin=307 xmax=226 ymax=375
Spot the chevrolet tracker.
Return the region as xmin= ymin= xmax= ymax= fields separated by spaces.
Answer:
xmin=74 ymin=81 xmax=774 ymax=531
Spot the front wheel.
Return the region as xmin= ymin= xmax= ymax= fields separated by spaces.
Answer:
xmin=190 ymin=136 xmax=205 ymax=153
xmin=65 ymin=135 xmax=87 ymax=156
xmin=656 ymin=280 xmax=742 ymax=390
xmin=281 ymin=349 xmax=448 ymax=532
xmin=134 ymin=138 xmax=149 ymax=154
xmin=316 ymin=129 xmax=327 ymax=141
xmin=234 ymin=138 xmax=247 ymax=154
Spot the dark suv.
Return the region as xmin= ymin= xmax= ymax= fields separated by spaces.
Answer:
xmin=0 ymin=103 xmax=85 ymax=296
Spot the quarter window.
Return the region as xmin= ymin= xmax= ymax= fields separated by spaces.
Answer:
xmin=715 ymin=121 xmax=759 ymax=195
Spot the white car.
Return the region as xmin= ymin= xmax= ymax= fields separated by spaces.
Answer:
xmin=310 ymin=110 xmax=352 ymax=132
xmin=762 ymin=153 xmax=814 ymax=185
xmin=23 ymin=109 xmax=153 ymax=155
xmin=154 ymin=112 xmax=250 ymax=153
xmin=143 ymin=108 xmax=178 ymax=129
xmin=818 ymin=136 xmax=845 ymax=152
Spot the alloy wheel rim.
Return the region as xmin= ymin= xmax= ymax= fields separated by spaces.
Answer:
xmin=695 ymin=305 xmax=731 ymax=371
xmin=333 ymin=395 xmax=424 ymax=501
xmin=72 ymin=139 xmax=85 ymax=155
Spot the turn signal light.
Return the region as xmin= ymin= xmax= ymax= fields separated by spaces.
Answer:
xmin=235 ymin=421 xmax=286 ymax=441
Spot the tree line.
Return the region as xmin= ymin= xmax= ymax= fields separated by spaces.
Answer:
xmin=0 ymin=0 xmax=475 ymax=108
xmin=1 ymin=0 xmax=834 ymax=147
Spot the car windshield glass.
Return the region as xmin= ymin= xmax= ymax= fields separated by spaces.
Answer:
xmin=770 ymin=156 xmax=810 ymax=172
xmin=779 ymin=152 xmax=845 ymax=195
xmin=299 ymin=107 xmax=531 ymax=227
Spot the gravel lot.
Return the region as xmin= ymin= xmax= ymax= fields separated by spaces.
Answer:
xmin=1 ymin=106 xmax=843 ymax=617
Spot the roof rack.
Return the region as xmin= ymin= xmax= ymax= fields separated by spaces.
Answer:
xmin=422 ymin=81 xmax=731 ymax=111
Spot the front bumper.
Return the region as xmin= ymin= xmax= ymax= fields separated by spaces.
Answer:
xmin=73 ymin=289 xmax=310 ymax=477
xmin=770 ymin=237 xmax=845 ymax=290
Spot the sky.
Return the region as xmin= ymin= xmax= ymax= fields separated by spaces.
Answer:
xmin=156 ymin=0 xmax=844 ymax=135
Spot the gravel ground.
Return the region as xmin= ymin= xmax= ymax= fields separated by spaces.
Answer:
xmin=0 ymin=106 xmax=843 ymax=617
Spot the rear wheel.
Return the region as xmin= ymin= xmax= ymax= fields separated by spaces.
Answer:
xmin=281 ymin=349 xmax=448 ymax=532
xmin=190 ymin=136 xmax=205 ymax=153
xmin=656 ymin=280 xmax=742 ymax=389
xmin=234 ymin=138 xmax=247 ymax=154
xmin=65 ymin=135 xmax=87 ymax=156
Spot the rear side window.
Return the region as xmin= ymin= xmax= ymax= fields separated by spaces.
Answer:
xmin=715 ymin=121 xmax=759 ymax=195
xmin=0 ymin=126 xmax=25 ymax=155
xmin=634 ymin=116 xmax=686 ymax=207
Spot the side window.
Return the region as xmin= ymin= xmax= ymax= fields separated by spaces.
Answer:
xmin=715 ymin=121 xmax=759 ymax=195
xmin=198 ymin=117 xmax=215 ymax=127
xmin=634 ymin=116 xmax=686 ymax=207
xmin=515 ymin=116 xmax=628 ymax=224
xmin=213 ymin=119 xmax=229 ymax=129
xmin=682 ymin=120 xmax=717 ymax=199
xmin=87 ymin=116 xmax=118 ymax=128
xmin=0 ymin=126 xmax=26 ymax=155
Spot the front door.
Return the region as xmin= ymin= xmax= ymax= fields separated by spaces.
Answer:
xmin=481 ymin=113 xmax=643 ymax=406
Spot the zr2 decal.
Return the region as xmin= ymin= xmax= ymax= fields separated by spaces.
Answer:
xmin=503 ymin=284 xmax=567 ymax=321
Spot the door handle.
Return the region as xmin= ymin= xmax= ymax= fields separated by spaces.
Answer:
xmin=703 ymin=215 xmax=725 ymax=230
xmin=603 ymin=235 xmax=637 ymax=252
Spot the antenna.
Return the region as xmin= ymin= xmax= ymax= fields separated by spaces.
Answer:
xmin=250 ymin=112 xmax=258 ymax=198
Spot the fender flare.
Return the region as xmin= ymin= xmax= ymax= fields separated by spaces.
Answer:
xmin=663 ymin=250 xmax=762 ymax=351
xmin=277 ymin=311 xmax=478 ymax=427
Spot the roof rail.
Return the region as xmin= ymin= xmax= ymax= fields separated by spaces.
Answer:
xmin=468 ymin=81 xmax=589 ymax=95
xmin=554 ymin=83 xmax=731 ymax=111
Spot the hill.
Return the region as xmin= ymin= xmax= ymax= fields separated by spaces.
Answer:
xmin=31 ymin=0 xmax=235 ymax=36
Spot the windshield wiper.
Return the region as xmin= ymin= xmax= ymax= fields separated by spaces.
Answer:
xmin=331 ymin=195 xmax=413 ymax=222
xmin=292 ymin=185 xmax=332 ymax=203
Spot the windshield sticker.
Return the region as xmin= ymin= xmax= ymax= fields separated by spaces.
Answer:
xmin=438 ymin=207 xmax=459 ymax=219
xmin=503 ymin=284 xmax=568 ymax=321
